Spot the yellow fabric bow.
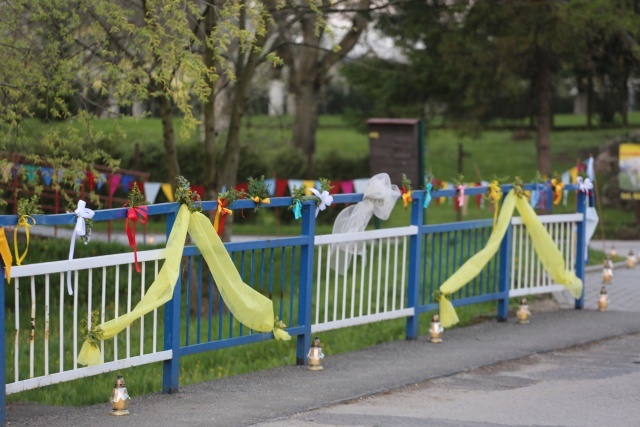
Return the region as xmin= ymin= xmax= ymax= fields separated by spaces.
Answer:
xmin=487 ymin=181 xmax=502 ymax=229
xmin=401 ymin=190 xmax=413 ymax=210
xmin=14 ymin=215 xmax=35 ymax=266
xmin=251 ymin=196 xmax=271 ymax=205
xmin=437 ymin=190 xmax=582 ymax=328
xmin=0 ymin=227 xmax=12 ymax=281
xmin=78 ymin=206 xmax=290 ymax=366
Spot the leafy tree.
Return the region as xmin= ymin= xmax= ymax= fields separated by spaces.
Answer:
xmin=277 ymin=0 xmax=375 ymax=177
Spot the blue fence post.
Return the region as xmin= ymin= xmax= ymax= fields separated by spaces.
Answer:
xmin=296 ymin=201 xmax=316 ymax=365
xmin=163 ymin=209 xmax=181 ymax=393
xmin=497 ymin=220 xmax=513 ymax=322
xmin=1 ymin=258 xmax=6 ymax=426
xmin=574 ymin=190 xmax=587 ymax=309
xmin=406 ymin=191 xmax=424 ymax=340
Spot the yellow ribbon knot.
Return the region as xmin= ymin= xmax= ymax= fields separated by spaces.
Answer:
xmin=0 ymin=227 xmax=12 ymax=281
xmin=487 ymin=181 xmax=502 ymax=229
xmin=251 ymin=196 xmax=271 ymax=205
xmin=401 ymin=190 xmax=413 ymax=209
xmin=14 ymin=215 xmax=36 ymax=266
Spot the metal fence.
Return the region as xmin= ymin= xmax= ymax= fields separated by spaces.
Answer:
xmin=0 ymin=183 xmax=587 ymax=424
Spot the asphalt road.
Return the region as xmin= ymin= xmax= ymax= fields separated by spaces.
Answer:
xmin=255 ymin=334 xmax=640 ymax=427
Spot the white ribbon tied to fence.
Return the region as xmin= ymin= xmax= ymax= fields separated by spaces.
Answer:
xmin=67 ymin=200 xmax=95 ymax=295
xmin=330 ymin=173 xmax=400 ymax=274
xmin=309 ymin=188 xmax=333 ymax=218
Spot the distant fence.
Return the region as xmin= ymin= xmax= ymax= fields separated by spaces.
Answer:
xmin=0 ymin=183 xmax=587 ymax=425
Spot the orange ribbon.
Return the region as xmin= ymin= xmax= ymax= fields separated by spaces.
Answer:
xmin=14 ymin=215 xmax=35 ymax=266
xmin=551 ymin=179 xmax=565 ymax=206
xmin=213 ymin=198 xmax=232 ymax=236
xmin=401 ymin=188 xmax=413 ymax=210
xmin=0 ymin=227 xmax=12 ymax=281
xmin=126 ymin=206 xmax=148 ymax=273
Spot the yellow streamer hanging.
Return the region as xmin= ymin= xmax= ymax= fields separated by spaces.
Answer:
xmin=438 ymin=190 xmax=583 ymax=328
xmin=78 ymin=206 xmax=289 ymax=366
xmin=13 ymin=216 xmax=35 ymax=266
xmin=0 ymin=227 xmax=12 ymax=281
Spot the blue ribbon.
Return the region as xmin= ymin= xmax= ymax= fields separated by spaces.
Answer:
xmin=293 ymin=199 xmax=302 ymax=220
xmin=530 ymin=184 xmax=544 ymax=208
xmin=423 ymin=182 xmax=433 ymax=209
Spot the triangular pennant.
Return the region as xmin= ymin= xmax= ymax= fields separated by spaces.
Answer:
xmin=144 ymin=182 xmax=161 ymax=204
xmin=264 ymin=178 xmax=276 ymax=196
xmin=1 ymin=162 xmax=13 ymax=182
xmin=353 ymin=178 xmax=368 ymax=194
xmin=96 ymin=173 xmax=107 ymax=190
xmin=329 ymin=181 xmax=340 ymax=194
xmin=87 ymin=171 xmax=96 ymax=191
xmin=275 ymin=179 xmax=289 ymax=197
xmin=120 ymin=174 xmax=135 ymax=194
xmin=340 ymin=180 xmax=354 ymax=194
xmin=41 ymin=167 xmax=53 ymax=186
xmin=25 ymin=165 xmax=38 ymax=183
xmin=302 ymin=180 xmax=315 ymax=196
xmin=190 ymin=185 xmax=205 ymax=198
xmin=288 ymin=179 xmax=303 ymax=195
xmin=109 ymin=173 xmax=122 ymax=197
xmin=161 ymin=183 xmax=174 ymax=202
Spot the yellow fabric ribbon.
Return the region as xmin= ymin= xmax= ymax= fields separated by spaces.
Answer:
xmin=401 ymin=190 xmax=413 ymax=210
xmin=569 ymin=167 xmax=578 ymax=184
xmin=78 ymin=205 xmax=289 ymax=366
xmin=551 ymin=179 xmax=565 ymax=206
xmin=0 ymin=227 xmax=12 ymax=281
xmin=438 ymin=190 xmax=583 ymax=328
xmin=13 ymin=215 xmax=35 ymax=266
xmin=303 ymin=180 xmax=316 ymax=196
xmin=213 ymin=198 xmax=232 ymax=233
xmin=251 ymin=196 xmax=271 ymax=205
xmin=487 ymin=180 xmax=502 ymax=229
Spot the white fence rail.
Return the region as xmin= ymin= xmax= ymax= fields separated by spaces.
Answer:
xmin=509 ymin=213 xmax=583 ymax=297
xmin=6 ymin=249 xmax=169 ymax=394
xmin=312 ymin=226 xmax=418 ymax=333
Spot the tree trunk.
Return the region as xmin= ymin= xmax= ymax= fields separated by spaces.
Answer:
xmin=287 ymin=0 xmax=371 ymax=178
xmin=202 ymin=6 xmax=218 ymax=201
xmin=158 ymin=94 xmax=180 ymax=190
xmin=292 ymin=83 xmax=319 ymax=178
xmin=535 ymin=45 xmax=552 ymax=177
xmin=587 ymin=75 xmax=593 ymax=129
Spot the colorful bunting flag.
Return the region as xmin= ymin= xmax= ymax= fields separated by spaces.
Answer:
xmin=144 ymin=182 xmax=161 ymax=204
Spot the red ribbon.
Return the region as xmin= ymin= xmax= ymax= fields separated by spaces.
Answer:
xmin=126 ymin=205 xmax=149 ymax=272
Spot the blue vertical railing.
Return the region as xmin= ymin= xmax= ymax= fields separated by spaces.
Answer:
xmin=574 ymin=190 xmax=588 ymax=309
xmin=406 ymin=191 xmax=424 ymax=340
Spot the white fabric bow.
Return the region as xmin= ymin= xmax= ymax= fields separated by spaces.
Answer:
xmin=577 ymin=177 xmax=593 ymax=193
xmin=67 ymin=200 xmax=95 ymax=295
xmin=309 ymin=188 xmax=333 ymax=218
xmin=330 ymin=174 xmax=400 ymax=273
